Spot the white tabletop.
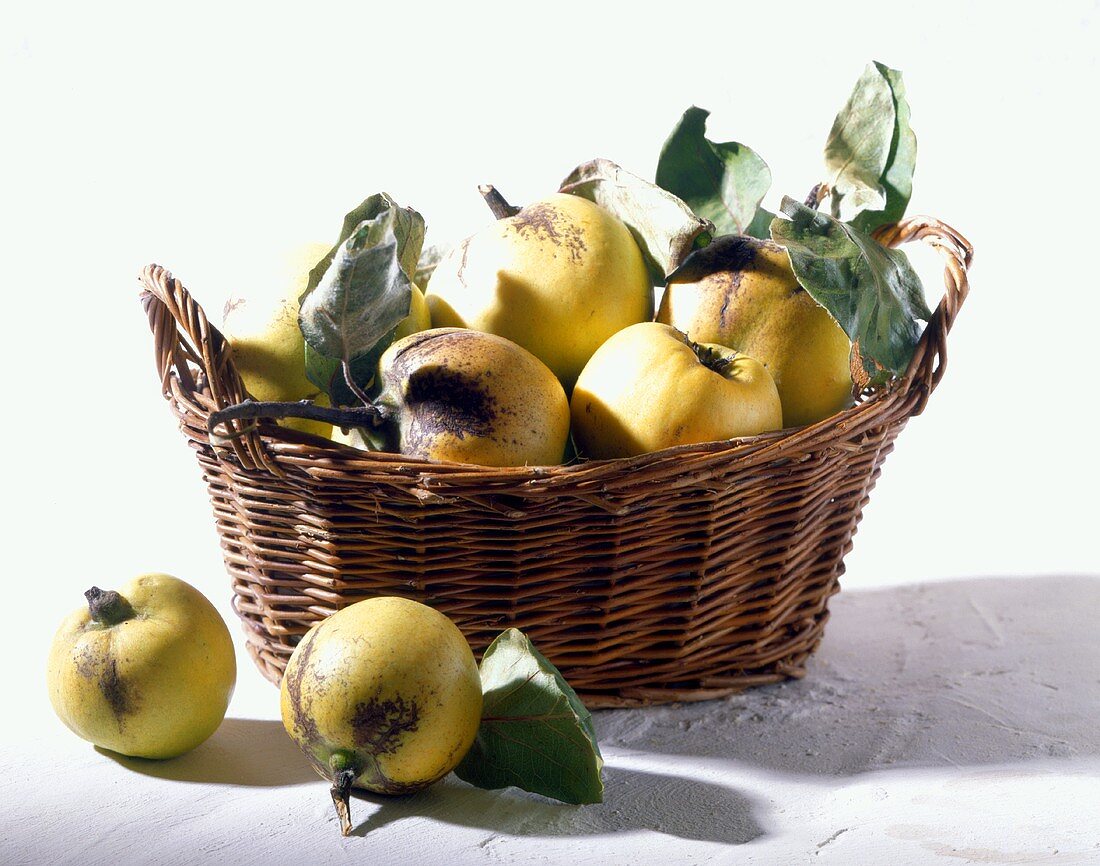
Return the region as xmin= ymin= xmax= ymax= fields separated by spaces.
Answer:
xmin=8 ymin=574 xmax=1098 ymax=865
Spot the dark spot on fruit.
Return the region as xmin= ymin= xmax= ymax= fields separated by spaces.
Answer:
xmin=99 ymin=658 xmax=132 ymax=718
xmin=285 ymin=629 xmax=321 ymax=746
xmin=76 ymin=646 xmax=98 ymax=679
xmin=509 ymin=202 xmax=587 ymax=262
xmin=350 ymin=695 xmax=420 ymax=755
xmin=717 ymin=270 xmax=744 ymax=332
xmin=404 ymin=366 xmax=496 ymax=442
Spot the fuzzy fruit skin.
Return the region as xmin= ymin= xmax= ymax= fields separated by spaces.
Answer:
xmin=571 ymin=322 xmax=782 ymax=459
xmin=657 ymin=238 xmax=853 ymax=428
xmin=280 ymin=597 xmax=482 ymax=795
xmin=375 ymin=327 xmax=570 ymax=466
xmin=222 ymin=241 xmax=332 ymax=438
xmin=47 ymin=574 xmax=236 ymax=759
xmin=426 ymin=193 xmax=652 ymax=389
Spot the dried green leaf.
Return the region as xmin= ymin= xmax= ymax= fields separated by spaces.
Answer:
xmin=299 ymin=195 xmax=424 ymax=403
xmin=770 ymin=197 xmax=931 ymax=390
xmin=850 ymin=63 xmax=917 ymax=233
xmin=824 ymin=63 xmax=896 ymax=215
xmin=299 ymin=219 xmax=411 ymax=363
xmin=302 ymin=193 xmax=425 ymax=301
xmin=455 ymin=629 xmax=603 ymax=805
xmin=656 ymin=106 xmax=772 ymax=238
xmin=560 ymin=158 xmax=712 ymax=283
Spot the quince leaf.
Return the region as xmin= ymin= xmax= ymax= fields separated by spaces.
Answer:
xmin=770 ymin=197 xmax=932 ymax=391
xmin=656 ymin=106 xmax=773 ymax=239
xmin=455 ymin=629 xmax=603 ymax=805
xmin=744 ymin=205 xmax=777 ymax=242
xmin=824 ymin=62 xmax=916 ymax=230
xmin=299 ymin=194 xmax=424 ymax=403
xmin=302 ymin=193 xmax=426 ymax=300
xmin=849 ymin=63 xmax=917 ymax=234
xmin=560 ymin=158 xmax=712 ymax=284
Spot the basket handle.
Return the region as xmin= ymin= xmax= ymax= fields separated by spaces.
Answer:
xmin=140 ymin=264 xmax=278 ymax=473
xmin=874 ymin=216 xmax=973 ymax=415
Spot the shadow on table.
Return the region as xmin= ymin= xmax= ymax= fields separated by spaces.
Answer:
xmin=349 ymin=765 xmax=764 ymax=845
xmin=98 ymin=718 xmax=317 ymax=786
xmin=594 ymin=574 xmax=1100 ymax=777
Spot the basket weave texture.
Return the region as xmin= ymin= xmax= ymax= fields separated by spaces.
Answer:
xmin=141 ymin=216 xmax=971 ymax=708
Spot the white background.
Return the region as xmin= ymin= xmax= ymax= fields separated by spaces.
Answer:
xmin=3 ymin=2 xmax=1099 ymax=863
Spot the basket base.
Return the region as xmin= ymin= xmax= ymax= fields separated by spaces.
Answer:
xmin=243 ymin=621 xmax=822 ymax=710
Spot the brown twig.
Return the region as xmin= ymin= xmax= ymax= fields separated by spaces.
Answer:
xmin=207 ymin=399 xmax=386 ymax=440
xmin=478 ymin=185 xmax=520 ymax=219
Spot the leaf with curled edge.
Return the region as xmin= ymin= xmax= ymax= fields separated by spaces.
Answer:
xmin=302 ymin=193 xmax=425 ymax=302
xmin=770 ymin=197 xmax=931 ymax=391
xmin=656 ymin=106 xmax=773 ymax=239
xmin=455 ymin=629 xmax=603 ymax=805
xmin=824 ymin=63 xmax=896 ymax=217
xmin=299 ymin=195 xmax=424 ymax=403
xmin=560 ymin=158 xmax=712 ymax=284
xmin=299 ymin=219 xmax=409 ymax=373
xmin=849 ymin=63 xmax=917 ymax=234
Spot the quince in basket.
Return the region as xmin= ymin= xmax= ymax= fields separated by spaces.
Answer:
xmin=221 ymin=241 xmax=334 ymax=439
xmin=334 ymin=327 xmax=570 ymax=466
xmin=571 ymin=321 xmax=782 ymax=459
xmin=376 ymin=327 xmax=569 ymax=465
xmin=658 ymin=235 xmax=854 ymax=427
xmin=426 ymin=192 xmax=652 ymax=389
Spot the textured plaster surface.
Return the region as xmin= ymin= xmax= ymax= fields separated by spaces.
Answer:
xmin=7 ymin=575 xmax=1099 ymax=864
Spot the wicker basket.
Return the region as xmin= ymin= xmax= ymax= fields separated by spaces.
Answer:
xmin=140 ymin=216 xmax=971 ymax=709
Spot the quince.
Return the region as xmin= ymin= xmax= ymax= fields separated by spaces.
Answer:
xmin=658 ymin=236 xmax=854 ymax=427
xmin=426 ymin=193 xmax=651 ymax=389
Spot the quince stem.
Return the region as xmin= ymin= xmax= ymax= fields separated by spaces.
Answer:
xmin=330 ymin=767 xmax=357 ymax=837
xmin=478 ymin=185 xmax=520 ymax=220
xmin=683 ymin=334 xmax=735 ymax=376
xmin=84 ymin=587 xmax=135 ymax=626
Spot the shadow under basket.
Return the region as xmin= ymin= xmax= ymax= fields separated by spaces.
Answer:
xmin=140 ymin=216 xmax=972 ymax=709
